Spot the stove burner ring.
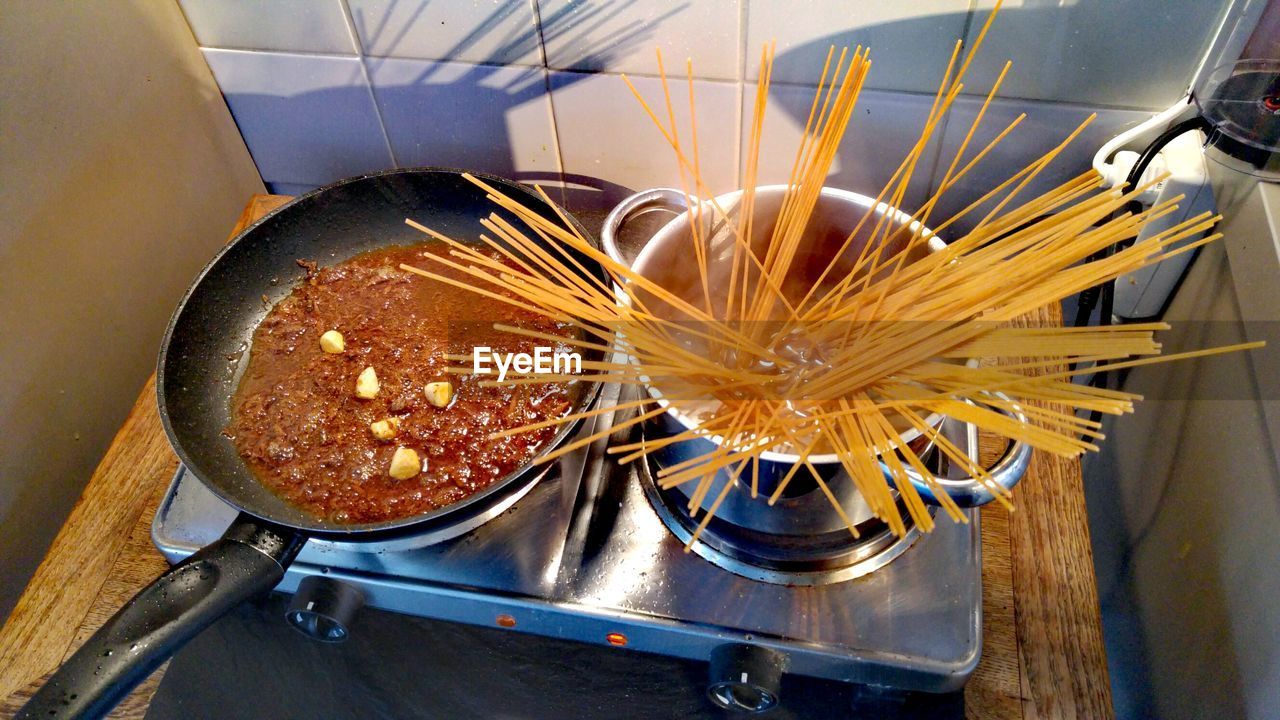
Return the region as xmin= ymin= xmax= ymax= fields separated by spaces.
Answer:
xmin=638 ymin=450 xmax=924 ymax=586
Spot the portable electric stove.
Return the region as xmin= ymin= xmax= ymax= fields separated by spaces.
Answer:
xmin=152 ymin=382 xmax=982 ymax=713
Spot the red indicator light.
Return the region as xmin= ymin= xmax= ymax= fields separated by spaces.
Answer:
xmin=496 ymin=614 xmax=516 ymax=628
xmin=606 ymin=632 xmax=627 ymax=647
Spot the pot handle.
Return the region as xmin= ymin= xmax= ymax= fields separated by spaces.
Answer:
xmin=17 ymin=513 xmax=305 ymax=720
xmin=893 ymin=393 xmax=1035 ymax=508
xmin=600 ymin=188 xmax=689 ymax=266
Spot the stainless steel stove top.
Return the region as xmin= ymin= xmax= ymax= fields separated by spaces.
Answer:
xmin=152 ymin=383 xmax=982 ymax=698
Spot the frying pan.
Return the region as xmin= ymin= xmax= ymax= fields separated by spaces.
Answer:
xmin=18 ymin=169 xmax=604 ymax=719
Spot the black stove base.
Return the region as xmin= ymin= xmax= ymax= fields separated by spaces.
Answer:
xmin=145 ymin=592 xmax=964 ymax=720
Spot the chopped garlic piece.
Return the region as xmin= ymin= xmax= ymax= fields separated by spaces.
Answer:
xmin=319 ymin=330 xmax=345 ymax=354
xmin=424 ymin=381 xmax=453 ymax=408
xmin=355 ymin=366 xmax=379 ymax=399
xmin=369 ymin=417 xmax=399 ymax=440
xmin=389 ymin=447 xmax=420 ymax=480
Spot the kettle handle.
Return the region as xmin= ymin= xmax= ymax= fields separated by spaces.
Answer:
xmin=600 ymin=188 xmax=689 ymax=267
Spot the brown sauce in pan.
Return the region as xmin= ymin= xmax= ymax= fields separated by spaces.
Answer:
xmin=225 ymin=242 xmax=577 ymax=524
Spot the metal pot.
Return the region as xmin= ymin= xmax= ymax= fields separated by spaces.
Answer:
xmin=601 ymin=185 xmax=1032 ymax=537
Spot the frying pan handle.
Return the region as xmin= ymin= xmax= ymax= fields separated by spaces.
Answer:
xmin=600 ymin=188 xmax=689 ymax=267
xmin=18 ymin=513 xmax=304 ymax=720
xmin=892 ymin=393 xmax=1035 ymax=508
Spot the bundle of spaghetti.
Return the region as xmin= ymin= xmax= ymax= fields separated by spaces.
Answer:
xmin=398 ymin=0 xmax=1263 ymax=542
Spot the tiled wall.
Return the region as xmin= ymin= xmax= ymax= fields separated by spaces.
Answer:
xmin=181 ymin=0 xmax=1231 ymax=233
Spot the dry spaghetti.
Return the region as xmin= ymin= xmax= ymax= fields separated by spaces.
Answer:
xmin=398 ymin=1 xmax=1263 ymax=544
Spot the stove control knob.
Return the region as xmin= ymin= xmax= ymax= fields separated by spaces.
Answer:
xmin=707 ymin=644 xmax=787 ymax=713
xmin=285 ymin=575 xmax=365 ymax=643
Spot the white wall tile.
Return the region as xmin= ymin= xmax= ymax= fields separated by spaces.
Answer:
xmin=740 ymin=84 xmax=943 ymax=212
xmin=348 ymin=0 xmax=542 ymax=66
xmin=550 ymin=70 xmax=738 ymax=195
xmin=539 ymin=0 xmax=740 ymax=81
xmin=923 ymin=96 xmax=1150 ymax=239
xmin=745 ymin=1 xmax=971 ymax=94
xmin=202 ymin=50 xmax=394 ymax=186
xmin=367 ymin=57 xmax=559 ymax=177
xmin=179 ymin=0 xmax=357 ymax=54
xmin=962 ymin=1 xmax=1230 ymax=110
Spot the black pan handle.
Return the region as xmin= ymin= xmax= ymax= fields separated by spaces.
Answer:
xmin=17 ymin=513 xmax=305 ymax=720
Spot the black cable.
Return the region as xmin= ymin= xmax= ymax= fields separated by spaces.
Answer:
xmin=1080 ymin=115 xmax=1212 ymax=431
xmin=1073 ymin=115 xmax=1212 ymax=329
xmin=1116 ymin=116 xmax=1212 ymax=247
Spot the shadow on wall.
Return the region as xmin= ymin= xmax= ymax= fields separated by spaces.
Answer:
xmin=577 ymin=1 xmax=1208 ymax=223
xmin=353 ymin=0 xmax=686 ymax=180
xmin=763 ymin=11 xmax=970 ymax=216
xmin=355 ymin=0 xmax=687 ymax=71
xmin=224 ymin=0 xmax=686 ymax=213
xmin=765 ymin=1 xmax=1220 ymax=239
xmin=224 ymin=2 xmax=1215 ymax=232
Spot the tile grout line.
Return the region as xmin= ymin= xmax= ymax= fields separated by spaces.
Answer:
xmin=529 ymin=0 xmax=568 ymax=208
xmin=736 ymin=0 xmax=748 ymax=189
xmin=338 ymin=0 xmax=399 ymax=168
xmin=193 ymin=45 xmax=1165 ymax=113
xmin=921 ymin=1 xmax=985 ymax=205
xmin=196 ymin=46 xmax=1160 ymax=114
xmin=197 ymin=45 xmax=363 ymax=59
